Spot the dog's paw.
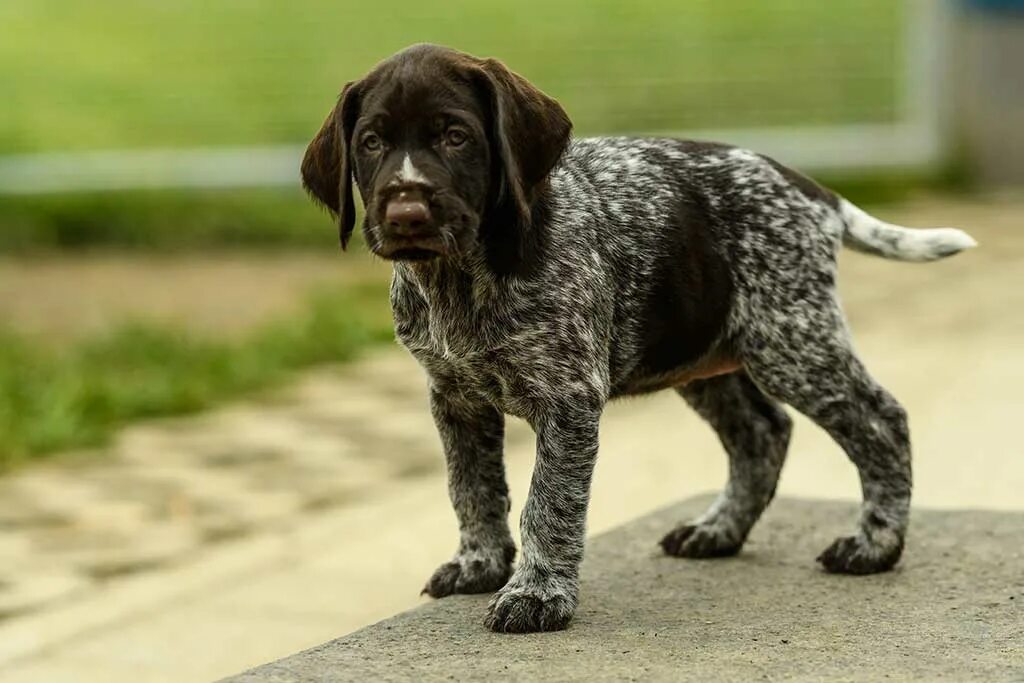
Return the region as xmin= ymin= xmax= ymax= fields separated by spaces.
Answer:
xmin=422 ymin=546 xmax=514 ymax=598
xmin=659 ymin=522 xmax=743 ymax=558
xmin=483 ymin=575 xmax=577 ymax=633
xmin=816 ymin=534 xmax=903 ymax=574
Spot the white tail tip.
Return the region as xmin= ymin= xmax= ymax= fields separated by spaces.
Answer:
xmin=939 ymin=228 xmax=978 ymax=251
xmin=840 ymin=199 xmax=978 ymax=262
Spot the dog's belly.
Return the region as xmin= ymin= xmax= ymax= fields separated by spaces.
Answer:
xmin=614 ymin=354 xmax=742 ymax=397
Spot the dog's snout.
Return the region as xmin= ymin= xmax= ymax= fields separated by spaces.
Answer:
xmin=385 ymin=195 xmax=432 ymax=235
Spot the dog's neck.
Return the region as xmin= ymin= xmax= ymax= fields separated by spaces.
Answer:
xmin=394 ymin=248 xmax=496 ymax=305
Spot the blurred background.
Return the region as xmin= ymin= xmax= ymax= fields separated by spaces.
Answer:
xmin=0 ymin=1 xmax=1022 ymax=681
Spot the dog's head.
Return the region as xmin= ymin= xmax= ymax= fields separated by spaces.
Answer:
xmin=301 ymin=44 xmax=571 ymax=272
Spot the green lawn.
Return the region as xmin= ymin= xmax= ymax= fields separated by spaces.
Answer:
xmin=0 ymin=187 xmax=335 ymax=252
xmin=0 ymin=282 xmax=394 ymax=469
xmin=0 ymin=1 xmax=902 ymax=154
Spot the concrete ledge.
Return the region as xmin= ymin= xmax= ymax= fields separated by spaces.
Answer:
xmin=225 ymin=496 xmax=1024 ymax=682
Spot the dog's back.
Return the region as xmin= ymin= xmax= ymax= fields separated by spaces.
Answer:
xmin=546 ymin=136 xmax=974 ymax=397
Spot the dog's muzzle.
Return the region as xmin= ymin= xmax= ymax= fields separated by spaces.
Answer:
xmin=377 ymin=188 xmax=446 ymax=260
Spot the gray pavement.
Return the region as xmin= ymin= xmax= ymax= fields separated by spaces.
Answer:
xmin=228 ymin=495 xmax=1024 ymax=683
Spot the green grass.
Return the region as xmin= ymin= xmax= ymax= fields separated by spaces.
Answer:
xmin=0 ymin=282 xmax=394 ymax=469
xmin=0 ymin=1 xmax=902 ymax=154
xmin=0 ymin=188 xmax=336 ymax=252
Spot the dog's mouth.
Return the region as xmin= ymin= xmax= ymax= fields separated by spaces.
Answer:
xmin=387 ymin=247 xmax=442 ymax=261
xmin=369 ymin=204 xmax=477 ymax=262
xmin=375 ymin=234 xmax=448 ymax=261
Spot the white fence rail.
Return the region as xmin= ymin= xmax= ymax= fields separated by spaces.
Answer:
xmin=0 ymin=124 xmax=943 ymax=197
xmin=0 ymin=146 xmax=305 ymax=195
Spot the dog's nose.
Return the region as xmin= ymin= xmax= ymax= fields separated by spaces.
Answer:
xmin=385 ymin=197 xmax=432 ymax=235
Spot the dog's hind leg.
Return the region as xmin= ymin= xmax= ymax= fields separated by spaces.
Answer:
xmin=741 ymin=302 xmax=911 ymax=574
xmin=661 ymin=372 xmax=793 ymax=558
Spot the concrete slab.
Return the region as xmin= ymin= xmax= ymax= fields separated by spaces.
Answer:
xmin=226 ymin=496 xmax=1024 ymax=682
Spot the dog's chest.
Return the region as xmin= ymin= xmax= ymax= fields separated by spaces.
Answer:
xmin=391 ymin=279 xmax=536 ymax=417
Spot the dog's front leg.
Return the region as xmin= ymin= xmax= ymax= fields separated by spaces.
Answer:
xmin=484 ymin=395 xmax=602 ymax=633
xmin=422 ymin=387 xmax=516 ymax=598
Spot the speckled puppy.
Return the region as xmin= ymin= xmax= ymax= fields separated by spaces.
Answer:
xmin=301 ymin=44 xmax=976 ymax=633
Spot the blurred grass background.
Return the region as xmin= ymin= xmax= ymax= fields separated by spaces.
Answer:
xmin=0 ymin=0 xmax=909 ymax=253
xmin=1 ymin=0 xmax=900 ymax=153
xmin=0 ymin=0 xmax=959 ymax=464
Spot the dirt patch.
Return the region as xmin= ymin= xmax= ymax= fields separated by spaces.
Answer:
xmin=0 ymin=251 xmax=390 ymax=344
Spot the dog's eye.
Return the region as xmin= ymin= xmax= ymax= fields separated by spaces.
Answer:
xmin=445 ymin=128 xmax=468 ymax=147
xmin=361 ymin=133 xmax=382 ymax=152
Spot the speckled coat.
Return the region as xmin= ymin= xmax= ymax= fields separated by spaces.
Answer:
xmin=301 ymin=45 xmax=976 ymax=634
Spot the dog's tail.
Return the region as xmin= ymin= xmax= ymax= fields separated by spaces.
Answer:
xmin=838 ymin=198 xmax=977 ymax=262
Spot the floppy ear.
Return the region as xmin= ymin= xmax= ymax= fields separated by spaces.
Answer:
xmin=475 ymin=58 xmax=572 ymax=270
xmin=301 ymin=81 xmax=361 ymax=249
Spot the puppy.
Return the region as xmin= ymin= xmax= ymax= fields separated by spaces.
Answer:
xmin=301 ymin=44 xmax=976 ymax=633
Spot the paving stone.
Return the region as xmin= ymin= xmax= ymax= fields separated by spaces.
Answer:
xmin=31 ymin=522 xmax=201 ymax=579
xmin=0 ymin=570 xmax=90 ymax=618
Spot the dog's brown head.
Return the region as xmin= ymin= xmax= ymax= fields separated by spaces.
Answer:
xmin=301 ymin=44 xmax=571 ymax=272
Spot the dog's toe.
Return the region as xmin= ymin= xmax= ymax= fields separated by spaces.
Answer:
xmin=484 ymin=583 xmax=575 ymax=633
xmin=660 ymin=523 xmax=742 ymax=558
xmin=422 ymin=561 xmax=462 ymax=598
xmin=817 ymin=535 xmax=903 ymax=574
xmin=422 ymin=553 xmax=512 ymax=599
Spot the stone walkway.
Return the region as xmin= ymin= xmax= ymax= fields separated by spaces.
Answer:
xmin=0 ymin=353 xmax=533 ymax=653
